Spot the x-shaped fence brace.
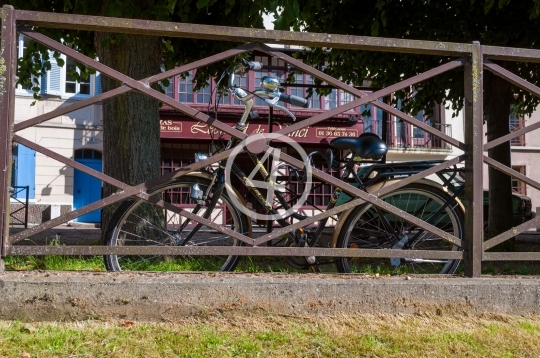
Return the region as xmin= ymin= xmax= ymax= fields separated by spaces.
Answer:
xmin=2 ymin=6 xmax=540 ymax=274
xmin=6 ymin=28 xmax=466 ymax=252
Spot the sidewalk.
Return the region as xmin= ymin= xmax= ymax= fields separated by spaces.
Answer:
xmin=1 ymin=271 xmax=540 ymax=321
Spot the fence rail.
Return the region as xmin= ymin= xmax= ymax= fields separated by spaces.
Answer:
xmin=0 ymin=5 xmax=538 ymax=277
xmin=8 ymin=186 xmax=28 ymax=228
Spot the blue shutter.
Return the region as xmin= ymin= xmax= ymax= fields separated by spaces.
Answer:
xmin=44 ymin=53 xmax=62 ymax=96
xmin=95 ymin=73 xmax=102 ymax=95
xmin=14 ymin=144 xmax=36 ymax=199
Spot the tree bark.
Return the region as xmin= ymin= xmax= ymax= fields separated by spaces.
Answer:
xmin=484 ymin=66 xmax=514 ymax=250
xmin=94 ymin=33 xmax=162 ymax=236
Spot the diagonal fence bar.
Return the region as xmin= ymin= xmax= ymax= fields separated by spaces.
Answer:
xmin=14 ymin=135 xmax=129 ymax=190
xmin=483 ymin=155 xmax=540 ymax=250
xmin=18 ymin=27 xmax=248 ymax=141
xmin=256 ymin=43 xmax=466 ymax=150
xmin=372 ymin=101 xmax=466 ymax=150
xmin=272 ymin=58 xmax=468 ymax=139
xmin=14 ymin=41 xmax=255 ymax=132
xmin=7 ymin=6 xmax=540 ymax=273
xmin=7 ymin=21 xmax=465 ymax=259
xmin=376 ymin=155 xmax=465 ymax=197
xmin=484 ymin=216 xmax=540 ymax=251
xmin=254 ymin=150 xmax=462 ymax=247
xmin=8 ymin=147 xmax=247 ymax=244
xmin=483 ymin=60 xmax=540 ymax=151
xmin=11 ymin=136 xmax=258 ymax=245
xmin=484 ymin=156 xmax=540 ymax=193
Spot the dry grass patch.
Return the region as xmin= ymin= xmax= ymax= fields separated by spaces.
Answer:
xmin=1 ymin=313 xmax=540 ymax=357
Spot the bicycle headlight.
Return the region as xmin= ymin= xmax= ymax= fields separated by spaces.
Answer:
xmin=261 ymin=76 xmax=280 ymax=91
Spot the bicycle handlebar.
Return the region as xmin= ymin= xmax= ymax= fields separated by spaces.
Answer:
xmin=231 ymin=61 xmax=310 ymax=113
xmin=244 ymin=60 xmax=263 ymax=71
xmin=279 ymin=93 xmax=309 ymax=108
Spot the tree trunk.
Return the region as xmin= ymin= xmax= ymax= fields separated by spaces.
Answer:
xmin=484 ymin=66 xmax=514 ymax=250
xmin=94 ymin=33 xmax=162 ymax=237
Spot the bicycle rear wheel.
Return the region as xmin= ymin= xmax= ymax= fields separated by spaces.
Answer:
xmin=335 ymin=183 xmax=464 ymax=274
xmin=103 ymin=176 xmax=249 ymax=272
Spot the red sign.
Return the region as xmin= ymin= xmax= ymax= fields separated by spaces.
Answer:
xmin=160 ymin=117 xmax=363 ymax=144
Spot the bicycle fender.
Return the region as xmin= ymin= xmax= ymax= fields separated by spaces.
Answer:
xmin=185 ymin=171 xmax=253 ymax=237
xmin=329 ymin=178 xmax=465 ymax=248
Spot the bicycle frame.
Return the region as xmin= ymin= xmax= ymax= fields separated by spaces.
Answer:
xmin=180 ymin=62 xmax=465 ymax=256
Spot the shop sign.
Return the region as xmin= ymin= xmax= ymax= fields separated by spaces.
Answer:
xmin=160 ymin=117 xmax=362 ymax=143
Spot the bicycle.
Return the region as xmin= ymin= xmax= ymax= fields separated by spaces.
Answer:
xmin=102 ymin=59 xmax=465 ymax=274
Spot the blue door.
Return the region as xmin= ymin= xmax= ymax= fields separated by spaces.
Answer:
xmin=73 ymin=149 xmax=102 ymax=223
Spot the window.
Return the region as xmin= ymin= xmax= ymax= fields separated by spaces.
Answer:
xmin=74 ymin=149 xmax=102 ymax=160
xmin=41 ymin=53 xmax=97 ymax=98
xmin=512 ymin=166 xmax=527 ymax=195
xmin=16 ymin=36 xmax=39 ymax=93
xmin=305 ymin=75 xmax=321 ymax=109
xmin=386 ymin=97 xmax=445 ymax=149
xmin=11 ymin=143 xmax=36 ymax=199
xmin=509 ymin=114 xmax=525 ymax=146
xmin=178 ymin=71 xmax=194 ymax=103
xmin=361 ymin=103 xmax=383 ymax=137
xmin=164 ymin=70 xmax=228 ymax=105
xmin=65 ymin=57 xmax=91 ymax=95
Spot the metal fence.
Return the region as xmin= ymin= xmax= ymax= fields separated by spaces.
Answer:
xmin=2 ymin=5 xmax=540 ymax=277
xmin=8 ymin=186 xmax=28 ymax=228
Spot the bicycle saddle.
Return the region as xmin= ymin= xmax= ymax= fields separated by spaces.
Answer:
xmin=330 ymin=133 xmax=388 ymax=160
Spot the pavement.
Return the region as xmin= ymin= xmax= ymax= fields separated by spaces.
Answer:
xmin=1 ymin=271 xmax=540 ymax=321
xmin=3 ymin=225 xmax=540 ymax=322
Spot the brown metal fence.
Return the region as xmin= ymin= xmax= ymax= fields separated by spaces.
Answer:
xmin=1 ymin=5 xmax=540 ymax=277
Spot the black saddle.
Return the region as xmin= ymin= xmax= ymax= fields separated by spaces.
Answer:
xmin=330 ymin=132 xmax=388 ymax=160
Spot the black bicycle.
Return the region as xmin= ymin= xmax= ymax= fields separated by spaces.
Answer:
xmin=102 ymin=60 xmax=465 ymax=274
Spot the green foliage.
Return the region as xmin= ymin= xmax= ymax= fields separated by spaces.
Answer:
xmin=284 ymin=0 xmax=540 ymax=119
xmin=0 ymin=0 xmax=288 ymax=97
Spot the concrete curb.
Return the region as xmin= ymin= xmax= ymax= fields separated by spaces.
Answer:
xmin=1 ymin=272 xmax=540 ymax=321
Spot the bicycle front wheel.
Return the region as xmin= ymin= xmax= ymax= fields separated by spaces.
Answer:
xmin=103 ymin=176 xmax=249 ymax=272
xmin=335 ymin=183 xmax=464 ymax=275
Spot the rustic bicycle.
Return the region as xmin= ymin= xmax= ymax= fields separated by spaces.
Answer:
xmin=102 ymin=60 xmax=465 ymax=274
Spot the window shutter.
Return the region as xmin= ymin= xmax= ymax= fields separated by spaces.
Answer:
xmin=14 ymin=144 xmax=36 ymax=199
xmin=43 ymin=53 xmax=62 ymax=96
xmin=95 ymin=73 xmax=102 ymax=95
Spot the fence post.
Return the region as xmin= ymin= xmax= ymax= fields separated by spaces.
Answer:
xmin=463 ymin=41 xmax=484 ymax=277
xmin=0 ymin=5 xmax=17 ymax=270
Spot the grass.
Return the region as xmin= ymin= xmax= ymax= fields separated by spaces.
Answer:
xmin=8 ymin=234 xmax=540 ymax=275
xmin=9 ymin=250 xmax=540 ymax=275
xmin=1 ymin=314 xmax=540 ymax=357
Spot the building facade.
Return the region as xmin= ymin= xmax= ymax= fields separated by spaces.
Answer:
xmin=11 ymin=35 xmax=103 ymax=225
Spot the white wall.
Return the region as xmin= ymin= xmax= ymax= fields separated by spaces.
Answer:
xmin=14 ymin=94 xmax=103 ymax=207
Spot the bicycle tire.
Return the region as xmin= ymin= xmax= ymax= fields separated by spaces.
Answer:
xmin=103 ymin=176 xmax=249 ymax=272
xmin=335 ymin=183 xmax=464 ymax=275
